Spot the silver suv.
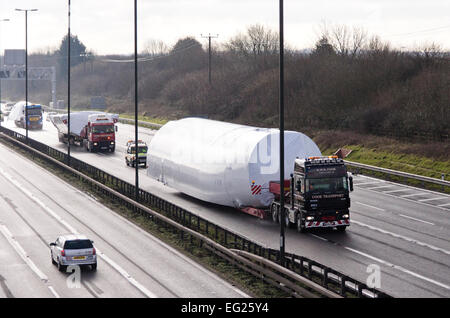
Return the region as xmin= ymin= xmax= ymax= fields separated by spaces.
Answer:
xmin=50 ymin=235 xmax=97 ymax=272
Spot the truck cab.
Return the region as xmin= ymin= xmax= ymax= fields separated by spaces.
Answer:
xmin=16 ymin=104 xmax=43 ymax=130
xmin=85 ymin=114 xmax=117 ymax=152
xmin=125 ymin=140 xmax=148 ymax=167
xmin=270 ymin=156 xmax=353 ymax=233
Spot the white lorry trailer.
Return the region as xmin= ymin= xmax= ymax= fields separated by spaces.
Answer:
xmin=50 ymin=111 xmax=119 ymax=152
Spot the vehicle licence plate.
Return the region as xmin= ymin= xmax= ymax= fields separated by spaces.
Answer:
xmin=73 ymin=256 xmax=86 ymax=260
xmin=29 ymin=117 xmax=39 ymax=121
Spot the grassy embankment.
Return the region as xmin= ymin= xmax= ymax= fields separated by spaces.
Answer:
xmin=313 ymin=130 xmax=449 ymax=193
xmin=118 ymin=113 xmax=169 ymax=126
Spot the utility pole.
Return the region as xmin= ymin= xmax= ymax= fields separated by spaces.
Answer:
xmin=201 ymin=33 xmax=218 ymax=84
xmin=279 ymin=0 xmax=286 ymax=267
xmin=15 ymin=8 xmax=38 ymax=143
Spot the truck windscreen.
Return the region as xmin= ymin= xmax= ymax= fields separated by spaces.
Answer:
xmin=27 ymin=108 xmax=42 ymax=116
xmin=306 ymin=164 xmax=347 ymax=178
xmin=306 ymin=177 xmax=348 ymax=193
xmin=92 ymin=125 xmax=114 ymax=133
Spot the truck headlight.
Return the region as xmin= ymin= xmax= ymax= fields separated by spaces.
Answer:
xmin=342 ymin=214 xmax=349 ymax=219
xmin=94 ymin=142 xmax=98 ymax=146
xmin=111 ymin=142 xmax=114 ymax=145
xmin=306 ymin=216 xmax=315 ymax=221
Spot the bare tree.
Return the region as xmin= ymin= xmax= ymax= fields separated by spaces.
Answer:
xmin=318 ymin=23 xmax=368 ymax=57
xmin=142 ymin=39 xmax=169 ymax=56
xmin=226 ymin=24 xmax=279 ymax=58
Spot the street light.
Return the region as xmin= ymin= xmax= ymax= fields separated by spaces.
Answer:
xmin=0 ymin=18 xmax=10 ymax=122
xmin=15 ymin=8 xmax=38 ymax=143
xmin=134 ymin=0 xmax=139 ymax=203
xmin=278 ymin=0 xmax=286 ymax=266
xmin=67 ymin=0 xmax=71 ymax=166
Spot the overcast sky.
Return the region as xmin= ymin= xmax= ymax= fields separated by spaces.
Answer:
xmin=1 ymin=0 xmax=449 ymax=55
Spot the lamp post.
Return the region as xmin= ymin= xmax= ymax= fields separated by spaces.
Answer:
xmin=278 ymin=0 xmax=286 ymax=266
xmin=67 ymin=0 xmax=71 ymax=166
xmin=134 ymin=0 xmax=139 ymax=203
xmin=15 ymin=8 xmax=38 ymax=143
xmin=0 ymin=18 xmax=10 ymax=123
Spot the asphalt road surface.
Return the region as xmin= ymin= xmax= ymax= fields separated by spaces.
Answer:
xmin=1 ymin=112 xmax=449 ymax=298
xmin=0 ymin=142 xmax=248 ymax=298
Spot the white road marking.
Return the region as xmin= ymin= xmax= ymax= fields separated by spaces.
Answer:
xmin=0 ymin=224 xmax=48 ymax=282
xmin=356 ymin=175 xmax=450 ymax=198
xmin=354 ymin=201 xmax=386 ymax=212
xmin=360 ymin=184 xmax=450 ymax=212
xmin=352 ymin=220 xmax=450 ymax=255
xmin=366 ymin=185 xmax=395 ymax=190
xmin=48 ymin=286 xmax=61 ymax=298
xmin=355 ymin=181 xmax=384 ymax=186
xmin=419 ymin=197 xmax=447 ymax=202
xmin=384 ymin=189 xmax=412 ymax=194
xmin=95 ymin=250 xmax=157 ymax=298
xmin=400 ymin=192 xmax=428 ymax=198
xmin=0 ymin=166 xmax=157 ymax=298
xmin=0 ymin=223 xmax=61 ymax=298
xmin=310 ymin=234 xmax=328 ymax=242
xmin=438 ymin=203 xmax=450 ymax=207
xmin=311 ymin=233 xmax=450 ymax=291
xmin=398 ymin=214 xmax=435 ymax=226
xmin=343 ymin=246 xmax=450 ymax=291
xmin=0 ymin=167 xmax=79 ymax=235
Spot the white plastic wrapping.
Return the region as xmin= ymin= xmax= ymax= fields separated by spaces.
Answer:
xmin=147 ymin=118 xmax=321 ymax=209
xmin=8 ymin=101 xmax=29 ymax=122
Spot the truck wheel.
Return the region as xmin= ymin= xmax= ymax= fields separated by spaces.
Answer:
xmin=286 ymin=214 xmax=292 ymax=228
xmin=281 ymin=209 xmax=291 ymax=228
xmin=271 ymin=204 xmax=279 ymax=223
xmin=296 ymin=213 xmax=307 ymax=233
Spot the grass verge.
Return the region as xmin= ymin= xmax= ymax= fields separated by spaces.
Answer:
xmin=118 ymin=113 xmax=169 ymax=126
xmin=313 ymin=130 xmax=449 ymax=183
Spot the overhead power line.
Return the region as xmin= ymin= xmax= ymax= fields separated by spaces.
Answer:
xmin=98 ymin=39 xmax=202 ymax=64
xmin=387 ymin=24 xmax=450 ymax=37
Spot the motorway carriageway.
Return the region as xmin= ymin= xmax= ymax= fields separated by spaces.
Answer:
xmin=0 ymin=142 xmax=248 ymax=298
xmin=2 ymin=114 xmax=450 ymax=298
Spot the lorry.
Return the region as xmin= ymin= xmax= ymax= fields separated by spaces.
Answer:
xmin=146 ymin=118 xmax=353 ymax=232
xmin=125 ymin=140 xmax=148 ymax=167
xmin=9 ymin=101 xmax=43 ymax=130
xmin=50 ymin=111 xmax=118 ymax=152
xmin=268 ymin=156 xmax=353 ymax=232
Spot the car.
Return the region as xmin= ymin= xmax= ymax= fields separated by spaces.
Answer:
xmin=125 ymin=140 xmax=148 ymax=167
xmin=50 ymin=234 xmax=97 ymax=272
